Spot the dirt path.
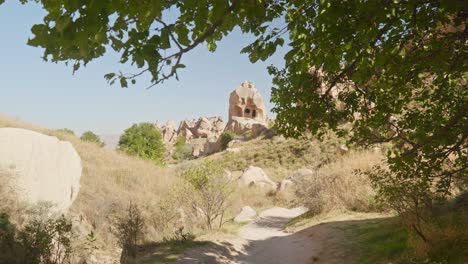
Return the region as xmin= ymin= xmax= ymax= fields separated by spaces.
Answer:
xmin=176 ymin=208 xmax=387 ymax=264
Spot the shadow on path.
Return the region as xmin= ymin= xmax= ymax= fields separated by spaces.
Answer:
xmin=175 ymin=216 xmax=392 ymax=264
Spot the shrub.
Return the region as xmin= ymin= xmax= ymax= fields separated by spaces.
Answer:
xmin=220 ymin=131 xmax=235 ymax=150
xmin=118 ymin=123 xmax=166 ymax=164
xmin=172 ymin=136 xmax=192 ymax=161
xmin=0 ymin=212 xmax=74 ymax=264
xmin=294 ymin=150 xmax=382 ymax=215
xmin=55 ymin=128 xmax=75 ymax=135
xmin=182 ymin=161 xmax=233 ymax=230
xmin=80 ymin=131 xmax=105 ymax=147
xmin=114 ymin=203 xmax=145 ymax=261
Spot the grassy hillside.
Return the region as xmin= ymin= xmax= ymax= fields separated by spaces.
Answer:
xmin=0 ymin=116 xmax=179 ymax=254
xmin=0 ymin=115 xmax=389 ymax=263
xmin=210 ymin=132 xmax=346 ymax=181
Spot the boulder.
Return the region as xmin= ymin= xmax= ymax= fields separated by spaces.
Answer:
xmin=238 ymin=166 xmax=276 ymax=188
xmin=234 ymin=206 xmax=257 ymax=223
xmin=277 ymin=179 xmax=294 ymax=192
xmin=0 ymin=128 xmax=82 ymax=212
xmin=287 ymin=168 xmax=314 ymax=181
xmin=338 ymin=144 xmax=349 ymax=155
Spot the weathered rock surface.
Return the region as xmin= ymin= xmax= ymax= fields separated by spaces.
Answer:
xmin=228 ymin=81 xmax=267 ymax=123
xmin=287 ymin=168 xmax=314 ymax=181
xmin=158 ymin=120 xmax=178 ymax=145
xmin=277 ymin=179 xmax=294 ymax=192
xmin=238 ymin=166 xmax=276 ymax=188
xmin=225 ymin=116 xmax=268 ymax=138
xmin=0 ymin=128 xmax=82 ymax=212
xmin=234 ymin=206 xmax=257 ymax=223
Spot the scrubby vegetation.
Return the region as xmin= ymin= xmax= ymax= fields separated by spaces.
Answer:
xmin=181 ymin=161 xmax=233 ymax=230
xmin=1 ymin=115 xmax=466 ymax=263
xmin=113 ymin=203 xmax=145 ymax=262
xmin=118 ymin=122 xmax=166 ymax=164
xmin=220 ymin=131 xmax=235 ymax=150
xmin=80 ymin=131 xmax=105 ymax=147
xmin=348 ymin=198 xmax=468 ymax=264
xmin=172 ymin=136 xmax=192 ymax=161
xmin=294 ymin=150 xmax=382 ymax=215
xmin=213 ymin=132 xmax=345 ymax=180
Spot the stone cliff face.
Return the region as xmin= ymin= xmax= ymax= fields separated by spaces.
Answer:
xmin=0 ymin=128 xmax=82 ymax=212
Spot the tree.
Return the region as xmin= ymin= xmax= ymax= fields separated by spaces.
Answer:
xmin=80 ymin=131 xmax=105 ymax=147
xmin=182 ymin=161 xmax=233 ymax=230
xmin=11 ymin=0 xmax=467 ymax=222
xmin=118 ymin=123 xmax=166 ymax=164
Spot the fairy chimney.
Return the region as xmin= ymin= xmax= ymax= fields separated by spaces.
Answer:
xmin=228 ymin=81 xmax=266 ymax=123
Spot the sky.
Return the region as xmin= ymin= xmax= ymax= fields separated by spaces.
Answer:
xmin=0 ymin=1 xmax=287 ymax=135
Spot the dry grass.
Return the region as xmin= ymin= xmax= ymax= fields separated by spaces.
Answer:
xmin=0 ymin=115 xmax=179 ymax=251
xmin=211 ymin=133 xmax=344 ymax=181
xmin=1 ymin=114 xmax=392 ymax=262
xmin=294 ymin=149 xmax=384 ymax=215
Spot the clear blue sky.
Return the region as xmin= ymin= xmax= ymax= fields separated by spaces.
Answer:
xmin=0 ymin=1 xmax=287 ymax=135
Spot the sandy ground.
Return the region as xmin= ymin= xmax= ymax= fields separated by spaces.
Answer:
xmin=175 ymin=208 xmax=388 ymax=264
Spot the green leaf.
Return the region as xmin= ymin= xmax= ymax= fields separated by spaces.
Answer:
xmin=120 ymin=77 xmax=128 ymax=88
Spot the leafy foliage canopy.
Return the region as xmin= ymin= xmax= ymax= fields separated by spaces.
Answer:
xmin=118 ymin=123 xmax=166 ymax=164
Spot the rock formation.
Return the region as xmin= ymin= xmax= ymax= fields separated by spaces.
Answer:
xmin=225 ymin=81 xmax=268 ymax=137
xmin=157 ymin=81 xmax=270 ymax=158
xmin=228 ymin=81 xmax=266 ymax=123
xmin=238 ymin=166 xmax=276 ymax=188
xmin=0 ymin=128 xmax=82 ymax=212
xmin=158 ymin=120 xmax=178 ymax=145
xmin=225 ymin=116 xmax=268 ymax=137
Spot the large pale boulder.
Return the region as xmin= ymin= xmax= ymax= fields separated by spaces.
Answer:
xmin=238 ymin=166 xmax=276 ymax=188
xmin=0 ymin=128 xmax=82 ymax=212
xmin=234 ymin=206 xmax=257 ymax=223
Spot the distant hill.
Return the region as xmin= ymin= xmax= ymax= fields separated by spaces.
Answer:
xmin=99 ymin=134 xmax=121 ymax=149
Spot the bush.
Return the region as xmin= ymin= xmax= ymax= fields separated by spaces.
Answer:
xmin=182 ymin=161 xmax=233 ymax=230
xmin=294 ymin=150 xmax=382 ymax=215
xmin=0 ymin=212 xmax=74 ymax=264
xmin=80 ymin=131 xmax=105 ymax=147
xmin=118 ymin=123 xmax=166 ymax=164
xmin=172 ymin=136 xmax=192 ymax=161
xmin=220 ymin=131 xmax=235 ymax=150
xmin=55 ymin=128 xmax=75 ymax=135
xmin=114 ymin=203 xmax=145 ymax=262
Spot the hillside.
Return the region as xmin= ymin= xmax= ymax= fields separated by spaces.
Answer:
xmin=3 ymin=115 xmax=463 ymax=264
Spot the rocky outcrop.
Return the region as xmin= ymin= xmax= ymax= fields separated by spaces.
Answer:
xmin=229 ymin=81 xmax=267 ymax=123
xmin=234 ymin=206 xmax=257 ymax=223
xmin=238 ymin=166 xmax=276 ymax=188
xmin=191 ymin=137 xmax=221 ymax=157
xmin=157 ymin=81 xmax=270 ymax=158
xmin=0 ymin=128 xmax=82 ymax=212
xmin=225 ymin=116 xmax=268 ymax=138
xmin=158 ymin=120 xmax=178 ymax=145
